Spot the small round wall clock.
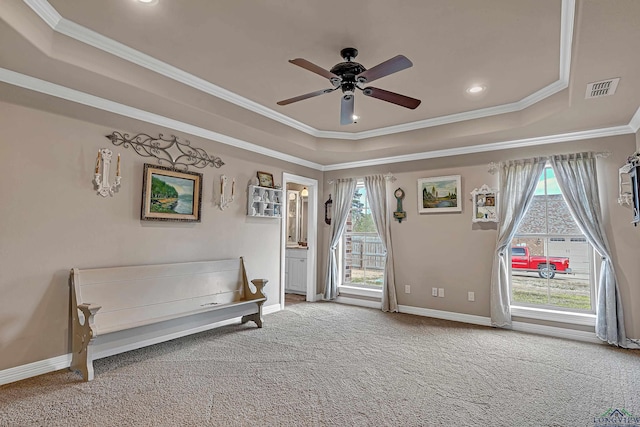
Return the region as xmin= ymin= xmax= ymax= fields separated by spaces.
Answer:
xmin=393 ymin=188 xmax=406 ymax=223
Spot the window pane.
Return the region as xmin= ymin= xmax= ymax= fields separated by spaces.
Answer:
xmin=342 ymin=185 xmax=385 ymax=288
xmin=510 ymin=167 xmax=593 ymax=312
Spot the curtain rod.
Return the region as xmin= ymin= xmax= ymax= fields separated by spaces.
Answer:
xmin=488 ymin=151 xmax=612 ymax=174
xmin=327 ymin=172 xmax=396 ymax=185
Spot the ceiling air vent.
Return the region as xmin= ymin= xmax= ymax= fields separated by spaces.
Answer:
xmin=585 ymin=78 xmax=620 ymax=99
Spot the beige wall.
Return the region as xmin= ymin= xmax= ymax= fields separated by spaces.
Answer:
xmin=0 ymin=101 xmax=322 ymax=371
xmin=1 ymin=98 xmax=638 ymax=374
xmin=323 ymin=135 xmax=640 ymax=338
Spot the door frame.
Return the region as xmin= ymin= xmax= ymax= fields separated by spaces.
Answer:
xmin=281 ymin=173 xmax=318 ymax=308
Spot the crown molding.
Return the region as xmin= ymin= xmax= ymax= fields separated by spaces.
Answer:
xmin=628 ymin=106 xmax=640 ymax=133
xmin=23 ymin=0 xmax=61 ymax=27
xmin=0 ymin=67 xmax=324 ymax=170
xmin=2 ymin=67 xmax=636 ymax=173
xmin=24 ymin=0 xmax=574 ymax=140
xmin=323 ymin=125 xmax=634 ymax=171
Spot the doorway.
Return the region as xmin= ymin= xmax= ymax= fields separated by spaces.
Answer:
xmin=281 ymin=173 xmax=318 ymax=309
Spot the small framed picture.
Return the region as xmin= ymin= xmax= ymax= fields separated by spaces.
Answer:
xmin=257 ymin=171 xmax=274 ymax=188
xmin=417 ymin=175 xmax=462 ymax=214
xmin=141 ymin=164 xmax=202 ymax=222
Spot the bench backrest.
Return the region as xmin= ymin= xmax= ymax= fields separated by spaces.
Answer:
xmin=71 ymin=258 xmax=248 ymax=335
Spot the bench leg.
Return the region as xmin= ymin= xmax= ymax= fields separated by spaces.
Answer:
xmin=241 ymin=313 xmax=262 ymax=328
xmin=241 ymin=300 xmax=264 ymax=328
xmin=70 ymin=339 xmax=95 ymax=382
xmin=70 ymin=304 xmax=100 ymax=381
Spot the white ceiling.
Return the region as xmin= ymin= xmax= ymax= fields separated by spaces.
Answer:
xmin=1 ymin=0 xmax=639 ymax=168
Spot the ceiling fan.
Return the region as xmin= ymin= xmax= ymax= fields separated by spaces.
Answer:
xmin=277 ymin=47 xmax=421 ymax=125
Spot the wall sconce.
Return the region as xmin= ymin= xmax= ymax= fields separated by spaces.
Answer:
xmin=93 ymin=148 xmax=121 ymax=197
xmin=218 ymin=174 xmax=235 ymax=210
xmin=325 ymin=194 xmax=332 ymax=225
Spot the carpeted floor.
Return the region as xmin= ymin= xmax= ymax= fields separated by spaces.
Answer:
xmin=1 ymin=302 xmax=639 ymax=426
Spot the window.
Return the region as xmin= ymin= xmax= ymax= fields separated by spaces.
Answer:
xmin=340 ymin=182 xmax=385 ymax=290
xmin=510 ymin=167 xmax=595 ymax=313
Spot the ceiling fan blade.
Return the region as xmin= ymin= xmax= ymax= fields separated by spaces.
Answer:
xmin=277 ymin=87 xmax=337 ymax=106
xmin=289 ymin=58 xmax=338 ymax=80
xmin=340 ymin=95 xmax=355 ymax=125
xmin=357 ymin=55 xmax=413 ymax=84
xmin=362 ymin=87 xmax=421 ymax=109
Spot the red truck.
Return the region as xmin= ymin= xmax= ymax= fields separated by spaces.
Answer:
xmin=511 ymin=246 xmax=571 ymax=279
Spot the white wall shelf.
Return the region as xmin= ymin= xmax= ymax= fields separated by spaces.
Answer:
xmin=471 ymin=184 xmax=498 ymax=223
xmin=247 ymin=185 xmax=283 ymax=218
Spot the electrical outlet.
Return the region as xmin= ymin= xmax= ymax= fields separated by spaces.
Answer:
xmin=438 ymin=288 xmax=445 ymax=298
xmin=468 ymin=291 xmax=475 ymax=302
xmin=432 ymin=287 xmax=438 ymax=297
xmin=405 ymin=285 xmax=411 ymax=294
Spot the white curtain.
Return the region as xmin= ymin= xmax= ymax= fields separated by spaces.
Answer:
xmin=491 ymin=158 xmax=547 ymax=327
xmin=365 ymin=175 xmax=398 ymax=312
xmin=549 ymin=152 xmax=628 ymax=347
xmin=324 ymin=178 xmax=357 ymax=300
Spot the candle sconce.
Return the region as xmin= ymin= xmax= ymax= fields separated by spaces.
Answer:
xmin=93 ymin=148 xmax=122 ymax=197
xmin=218 ymin=174 xmax=235 ymax=210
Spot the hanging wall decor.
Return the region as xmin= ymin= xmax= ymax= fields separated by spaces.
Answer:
xmin=218 ymin=174 xmax=235 ymax=210
xmin=93 ymin=148 xmax=122 ymax=197
xmin=141 ymin=164 xmax=202 ymax=222
xmin=106 ymin=131 xmax=224 ymax=171
xmin=324 ymin=194 xmax=333 ymax=225
xmin=417 ymin=175 xmax=461 ymax=214
xmin=393 ymin=188 xmax=406 ymax=223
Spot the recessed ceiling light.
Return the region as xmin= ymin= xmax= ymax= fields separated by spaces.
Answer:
xmin=137 ymin=0 xmax=157 ymax=4
xmin=467 ymin=85 xmax=485 ymax=94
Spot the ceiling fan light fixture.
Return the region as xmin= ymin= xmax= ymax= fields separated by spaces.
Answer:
xmin=278 ymin=48 xmax=421 ymax=125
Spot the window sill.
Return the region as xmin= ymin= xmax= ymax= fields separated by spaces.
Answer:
xmin=511 ymin=305 xmax=596 ymax=326
xmin=338 ymin=285 xmax=382 ymax=299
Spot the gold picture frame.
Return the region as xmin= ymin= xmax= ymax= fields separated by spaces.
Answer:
xmin=141 ymin=164 xmax=202 ymax=222
xmin=257 ymin=171 xmax=274 ymax=188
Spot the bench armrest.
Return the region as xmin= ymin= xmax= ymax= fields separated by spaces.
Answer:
xmin=248 ymin=279 xmax=268 ymax=300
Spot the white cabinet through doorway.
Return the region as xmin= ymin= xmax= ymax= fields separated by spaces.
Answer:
xmin=285 ymin=248 xmax=307 ymax=294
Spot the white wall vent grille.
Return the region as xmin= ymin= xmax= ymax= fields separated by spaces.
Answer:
xmin=585 ymin=78 xmax=620 ymax=99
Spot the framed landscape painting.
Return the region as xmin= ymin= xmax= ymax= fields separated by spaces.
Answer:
xmin=141 ymin=164 xmax=202 ymax=222
xmin=417 ymin=175 xmax=461 ymax=214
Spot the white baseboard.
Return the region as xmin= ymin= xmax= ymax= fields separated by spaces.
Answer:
xmin=0 ymin=305 xmax=282 ymax=386
xmin=398 ymin=305 xmax=493 ymax=327
xmin=0 ymin=354 xmax=72 ymax=386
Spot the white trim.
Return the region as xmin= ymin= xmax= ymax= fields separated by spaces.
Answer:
xmin=335 ymin=296 xmax=382 ymax=309
xmin=23 ymin=0 xmax=61 ymax=27
xmin=0 ymin=305 xmax=281 ymax=386
xmin=24 ymin=0 xmax=576 ymax=140
xmin=0 ymin=354 xmax=71 ymax=386
xmin=0 ymin=68 xmax=324 ymax=170
xmin=511 ymin=306 xmax=596 ymax=326
xmin=25 ymin=0 xmax=318 ymax=137
xmin=281 ymin=173 xmax=319 ymax=304
xmin=511 ymin=321 xmax=601 ymax=344
xmin=398 ymin=305 xmax=492 ymax=327
xmin=398 ymin=304 xmax=602 ymax=344
xmin=1 ymin=67 xmax=637 ymax=173
xmin=322 ymin=125 xmax=634 ymax=171
xmin=339 ymin=285 xmax=383 ymax=299
xmin=629 ymin=106 xmax=640 ymax=132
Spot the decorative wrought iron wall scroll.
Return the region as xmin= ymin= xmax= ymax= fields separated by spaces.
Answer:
xmin=106 ymin=131 xmax=224 ymax=171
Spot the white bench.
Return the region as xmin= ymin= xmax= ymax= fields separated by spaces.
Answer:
xmin=69 ymin=257 xmax=267 ymax=381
